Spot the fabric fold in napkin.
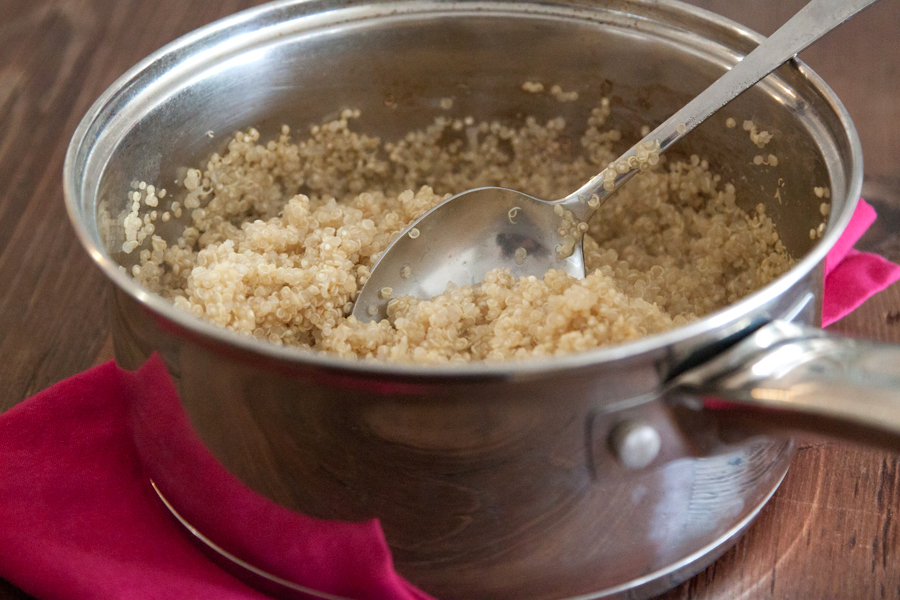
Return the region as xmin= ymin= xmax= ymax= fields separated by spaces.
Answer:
xmin=822 ymin=199 xmax=900 ymax=326
xmin=0 ymin=200 xmax=898 ymax=600
xmin=0 ymin=358 xmax=435 ymax=600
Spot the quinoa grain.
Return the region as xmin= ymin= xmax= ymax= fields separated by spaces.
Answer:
xmin=129 ymin=98 xmax=793 ymax=362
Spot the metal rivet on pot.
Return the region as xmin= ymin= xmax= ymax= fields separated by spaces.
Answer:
xmin=609 ymin=421 xmax=662 ymax=470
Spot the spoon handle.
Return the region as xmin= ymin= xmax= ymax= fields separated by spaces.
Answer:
xmin=565 ymin=0 xmax=880 ymax=217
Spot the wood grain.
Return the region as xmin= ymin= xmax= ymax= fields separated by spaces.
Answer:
xmin=0 ymin=1 xmax=898 ymax=599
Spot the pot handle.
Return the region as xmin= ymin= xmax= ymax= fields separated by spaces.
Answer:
xmin=669 ymin=320 xmax=900 ymax=449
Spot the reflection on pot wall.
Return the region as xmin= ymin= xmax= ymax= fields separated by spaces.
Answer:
xmin=117 ymin=286 xmax=795 ymax=600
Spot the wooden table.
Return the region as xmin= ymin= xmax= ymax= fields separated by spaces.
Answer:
xmin=1 ymin=1 xmax=898 ymax=598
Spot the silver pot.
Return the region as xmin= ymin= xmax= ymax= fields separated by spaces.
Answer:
xmin=63 ymin=1 xmax=900 ymax=599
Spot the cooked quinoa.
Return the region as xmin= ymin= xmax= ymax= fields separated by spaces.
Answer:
xmin=126 ymin=98 xmax=793 ymax=363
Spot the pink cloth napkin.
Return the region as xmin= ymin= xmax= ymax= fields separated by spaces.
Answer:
xmin=822 ymin=199 xmax=900 ymax=326
xmin=0 ymin=200 xmax=897 ymax=600
xmin=0 ymin=357 xmax=435 ymax=600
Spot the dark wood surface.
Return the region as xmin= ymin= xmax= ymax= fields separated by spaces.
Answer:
xmin=1 ymin=1 xmax=898 ymax=598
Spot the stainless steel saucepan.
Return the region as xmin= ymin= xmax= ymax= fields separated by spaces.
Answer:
xmin=63 ymin=1 xmax=900 ymax=598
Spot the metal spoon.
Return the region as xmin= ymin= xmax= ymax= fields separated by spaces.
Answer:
xmin=352 ymin=0 xmax=879 ymax=322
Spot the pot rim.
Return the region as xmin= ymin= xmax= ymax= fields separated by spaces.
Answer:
xmin=63 ymin=0 xmax=864 ymax=380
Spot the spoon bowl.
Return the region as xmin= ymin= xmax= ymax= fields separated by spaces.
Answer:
xmin=353 ymin=187 xmax=587 ymax=321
